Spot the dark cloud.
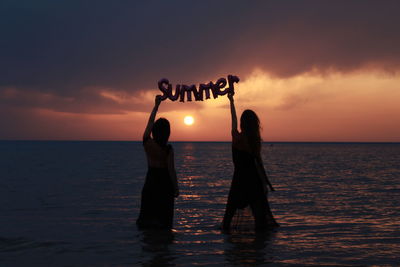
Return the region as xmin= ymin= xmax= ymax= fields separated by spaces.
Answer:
xmin=1 ymin=0 xmax=400 ymax=114
xmin=0 ymin=87 xmax=139 ymax=114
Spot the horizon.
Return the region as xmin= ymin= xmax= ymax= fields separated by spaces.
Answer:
xmin=1 ymin=139 xmax=399 ymax=144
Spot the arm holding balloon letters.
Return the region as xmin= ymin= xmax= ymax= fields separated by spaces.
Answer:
xmin=228 ymin=92 xmax=239 ymax=141
xmin=143 ymin=95 xmax=162 ymax=143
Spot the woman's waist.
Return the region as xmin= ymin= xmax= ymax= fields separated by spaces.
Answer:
xmin=233 ymin=154 xmax=257 ymax=165
xmin=148 ymin=165 xmax=168 ymax=169
xmin=233 ymin=162 xmax=258 ymax=171
xmin=147 ymin=166 xmax=169 ymax=175
xmin=233 ymin=168 xmax=260 ymax=181
xmin=146 ymin=158 xmax=168 ymax=169
xmin=145 ymin=167 xmax=171 ymax=183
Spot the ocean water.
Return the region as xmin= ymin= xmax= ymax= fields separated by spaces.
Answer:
xmin=1 ymin=141 xmax=399 ymax=266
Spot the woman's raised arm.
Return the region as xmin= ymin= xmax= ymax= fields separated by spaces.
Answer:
xmin=143 ymin=95 xmax=162 ymax=142
xmin=227 ymin=93 xmax=238 ymax=135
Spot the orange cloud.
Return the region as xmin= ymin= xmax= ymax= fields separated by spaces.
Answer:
xmin=1 ymin=70 xmax=400 ymax=142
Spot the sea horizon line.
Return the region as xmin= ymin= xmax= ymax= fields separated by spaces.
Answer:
xmin=1 ymin=140 xmax=399 ymax=144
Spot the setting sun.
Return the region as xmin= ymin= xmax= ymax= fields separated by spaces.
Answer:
xmin=183 ymin=115 xmax=194 ymax=126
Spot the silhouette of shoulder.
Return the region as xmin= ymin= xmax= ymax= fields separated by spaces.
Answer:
xmin=232 ymin=131 xmax=253 ymax=154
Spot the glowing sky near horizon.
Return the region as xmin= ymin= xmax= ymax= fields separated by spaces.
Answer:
xmin=1 ymin=1 xmax=400 ymax=141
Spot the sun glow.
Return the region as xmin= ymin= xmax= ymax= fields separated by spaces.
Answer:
xmin=183 ymin=115 xmax=194 ymax=126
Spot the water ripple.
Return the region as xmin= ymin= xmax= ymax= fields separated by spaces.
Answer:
xmin=0 ymin=141 xmax=399 ymax=266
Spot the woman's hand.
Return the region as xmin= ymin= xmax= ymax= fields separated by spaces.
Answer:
xmin=174 ymin=186 xmax=180 ymax=198
xmin=269 ymin=184 xmax=275 ymax=192
xmin=155 ymin=95 xmax=162 ymax=107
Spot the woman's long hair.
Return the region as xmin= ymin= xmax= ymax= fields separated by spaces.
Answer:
xmin=152 ymin=118 xmax=170 ymax=147
xmin=240 ymin=109 xmax=261 ymax=156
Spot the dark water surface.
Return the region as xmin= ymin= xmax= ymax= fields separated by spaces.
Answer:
xmin=1 ymin=141 xmax=399 ymax=266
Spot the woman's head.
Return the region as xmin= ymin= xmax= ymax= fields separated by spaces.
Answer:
xmin=240 ymin=109 xmax=261 ymax=154
xmin=152 ymin=118 xmax=170 ymax=147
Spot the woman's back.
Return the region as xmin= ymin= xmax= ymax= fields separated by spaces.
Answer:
xmin=232 ymin=147 xmax=258 ymax=174
xmin=232 ymin=130 xmax=258 ymax=155
xmin=143 ymin=139 xmax=170 ymax=168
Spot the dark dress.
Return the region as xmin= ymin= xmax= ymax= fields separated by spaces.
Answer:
xmin=223 ymin=147 xmax=278 ymax=231
xmin=136 ymin=146 xmax=174 ymax=229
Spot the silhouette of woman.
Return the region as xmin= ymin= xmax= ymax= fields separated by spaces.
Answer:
xmin=222 ymin=93 xmax=279 ymax=232
xmin=137 ymin=96 xmax=179 ymax=229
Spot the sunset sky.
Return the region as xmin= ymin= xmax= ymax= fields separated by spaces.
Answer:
xmin=1 ymin=1 xmax=400 ymax=142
